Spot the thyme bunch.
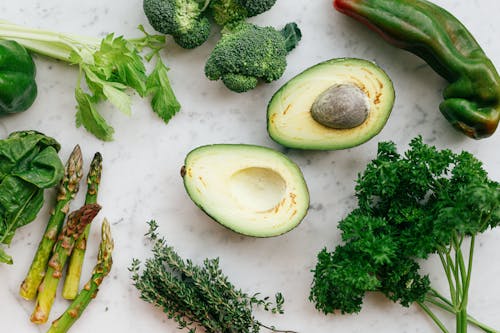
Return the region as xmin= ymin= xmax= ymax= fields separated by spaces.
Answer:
xmin=130 ymin=221 xmax=297 ymax=333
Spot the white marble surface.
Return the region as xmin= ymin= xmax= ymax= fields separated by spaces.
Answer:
xmin=0 ymin=0 xmax=499 ymax=332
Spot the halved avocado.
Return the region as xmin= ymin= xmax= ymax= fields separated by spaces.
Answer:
xmin=267 ymin=58 xmax=395 ymax=150
xmin=181 ymin=144 xmax=310 ymax=237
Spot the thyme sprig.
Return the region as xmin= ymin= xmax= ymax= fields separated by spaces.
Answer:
xmin=130 ymin=221 xmax=297 ymax=333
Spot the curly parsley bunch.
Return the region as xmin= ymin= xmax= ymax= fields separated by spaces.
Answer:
xmin=310 ymin=136 xmax=499 ymax=333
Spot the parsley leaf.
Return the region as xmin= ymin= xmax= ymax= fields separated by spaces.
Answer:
xmin=310 ymin=136 xmax=499 ymax=333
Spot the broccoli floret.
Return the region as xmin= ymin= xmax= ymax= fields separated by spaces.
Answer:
xmin=209 ymin=0 xmax=277 ymax=26
xmin=143 ymin=0 xmax=211 ymax=49
xmin=222 ymin=73 xmax=259 ymax=93
xmin=204 ymin=21 xmax=302 ymax=93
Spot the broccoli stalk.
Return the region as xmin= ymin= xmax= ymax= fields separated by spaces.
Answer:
xmin=204 ymin=21 xmax=302 ymax=93
xmin=143 ymin=0 xmax=212 ymax=49
xmin=208 ymin=0 xmax=278 ymax=26
xmin=310 ymin=137 xmax=499 ymax=333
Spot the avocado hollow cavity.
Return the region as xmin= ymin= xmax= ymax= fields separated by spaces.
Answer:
xmin=229 ymin=167 xmax=286 ymax=212
xmin=311 ymin=84 xmax=370 ymax=129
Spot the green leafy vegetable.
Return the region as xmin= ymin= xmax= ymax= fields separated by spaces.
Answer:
xmin=310 ymin=136 xmax=499 ymax=333
xmin=0 ymin=131 xmax=64 ymax=264
xmin=131 ymin=220 xmax=296 ymax=333
xmin=146 ymin=57 xmax=181 ymax=123
xmin=0 ymin=21 xmax=181 ymax=141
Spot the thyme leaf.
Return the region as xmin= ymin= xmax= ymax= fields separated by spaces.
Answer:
xmin=131 ymin=221 xmax=297 ymax=333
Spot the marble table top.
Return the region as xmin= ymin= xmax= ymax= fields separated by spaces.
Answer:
xmin=0 ymin=0 xmax=498 ymax=332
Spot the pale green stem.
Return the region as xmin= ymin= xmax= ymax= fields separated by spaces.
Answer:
xmin=425 ymin=294 xmax=498 ymax=333
xmin=0 ymin=20 xmax=100 ymax=61
xmin=417 ymin=301 xmax=450 ymax=333
xmin=460 ymin=236 xmax=475 ymax=310
xmin=439 ymin=251 xmax=457 ymax=305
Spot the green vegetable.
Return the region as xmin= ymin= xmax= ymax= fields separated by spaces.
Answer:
xmin=205 ymin=21 xmax=301 ymax=93
xmin=0 ymin=21 xmax=181 ymax=141
xmin=146 ymin=57 xmax=181 ymax=122
xmin=143 ymin=0 xmax=212 ymax=49
xmin=47 ymin=219 xmax=113 ymax=333
xmin=62 ymin=152 xmax=102 ymax=300
xmin=333 ymin=0 xmax=500 ymax=139
xmin=208 ymin=0 xmax=277 ymax=26
xmin=131 ymin=220 xmax=297 ymax=333
xmin=182 ymin=144 xmax=310 ymax=237
xmin=0 ymin=40 xmax=37 ymax=114
xmin=20 ymin=145 xmax=84 ymax=300
xmin=0 ymin=131 xmax=64 ymax=265
xmin=31 ymin=203 xmax=101 ymax=324
xmin=310 ymin=137 xmax=499 ymax=333
xmin=267 ymin=58 xmax=395 ymax=150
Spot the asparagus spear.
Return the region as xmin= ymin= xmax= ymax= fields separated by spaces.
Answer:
xmin=47 ymin=219 xmax=114 ymax=333
xmin=31 ymin=203 xmax=101 ymax=324
xmin=62 ymin=152 xmax=102 ymax=300
xmin=20 ymin=145 xmax=84 ymax=300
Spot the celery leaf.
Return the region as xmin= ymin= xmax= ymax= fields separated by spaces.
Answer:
xmin=146 ymin=58 xmax=181 ymax=123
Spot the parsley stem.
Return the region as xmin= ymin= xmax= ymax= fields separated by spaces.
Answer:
xmin=451 ymin=234 xmax=469 ymax=333
xmin=429 ymin=288 xmax=454 ymax=308
xmin=455 ymin=237 xmax=468 ymax=300
xmin=465 ymin=316 xmax=499 ymax=333
xmin=417 ymin=301 xmax=450 ymax=333
xmin=424 ymin=295 xmax=498 ymax=333
xmin=439 ymin=251 xmax=457 ymax=305
xmin=460 ymin=236 xmax=475 ymax=310
xmin=425 ymin=296 xmax=455 ymax=313
xmin=453 ymin=249 xmax=464 ymax=331
xmin=448 ymin=244 xmax=462 ymax=305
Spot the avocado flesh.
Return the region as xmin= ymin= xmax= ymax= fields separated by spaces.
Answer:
xmin=267 ymin=58 xmax=395 ymax=150
xmin=182 ymin=144 xmax=310 ymax=237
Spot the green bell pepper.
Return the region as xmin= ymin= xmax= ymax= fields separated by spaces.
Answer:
xmin=0 ymin=39 xmax=37 ymax=114
xmin=333 ymin=0 xmax=500 ymax=139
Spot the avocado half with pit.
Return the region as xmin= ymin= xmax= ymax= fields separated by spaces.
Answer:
xmin=181 ymin=144 xmax=310 ymax=237
xmin=267 ymin=58 xmax=395 ymax=150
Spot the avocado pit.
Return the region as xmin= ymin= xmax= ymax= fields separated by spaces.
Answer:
xmin=310 ymin=84 xmax=370 ymax=129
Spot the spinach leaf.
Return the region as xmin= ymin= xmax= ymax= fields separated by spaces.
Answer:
xmin=0 ymin=131 xmax=63 ymax=264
